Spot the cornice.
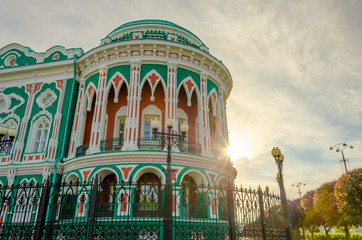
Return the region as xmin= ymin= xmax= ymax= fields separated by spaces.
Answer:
xmin=62 ymin=151 xmax=237 ymax=179
xmin=77 ymin=40 xmax=232 ymax=98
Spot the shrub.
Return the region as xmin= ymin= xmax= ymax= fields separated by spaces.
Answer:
xmin=305 ymin=233 xmax=362 ymax=240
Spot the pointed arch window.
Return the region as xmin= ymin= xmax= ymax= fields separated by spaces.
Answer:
xmin=33 ymin=119 xmax=50 ymax=153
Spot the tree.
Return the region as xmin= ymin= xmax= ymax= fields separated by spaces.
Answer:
xmin=334 ymin=168 xmax=362 ymax=240
xmin=314 ymin=181 xmax=341 ymax=239
xmin=301 ymin=190 xmax=321 ymax=240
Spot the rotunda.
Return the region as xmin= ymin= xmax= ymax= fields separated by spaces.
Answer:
xmin=65 ymin=19 xmax=236 ymax=188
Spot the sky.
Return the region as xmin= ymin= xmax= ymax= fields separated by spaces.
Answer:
xmin=1 ymin=0 xmax=361 ymax=198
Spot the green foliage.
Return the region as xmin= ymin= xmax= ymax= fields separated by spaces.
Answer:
xmin=314 ymin=181 xmax=341 ymax=231
xmin=301 ymin=190 xmax=323 ymax=233
xmin=305 ymin=233 xmax=362 ymax=240
xmin=334 ymin=168 xmax=362 ymax=226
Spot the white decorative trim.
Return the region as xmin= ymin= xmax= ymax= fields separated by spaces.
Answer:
xmin=0 ymin=113 xmax=20 ymax=126
xmin=0 ymin=93 xmax=25 ymax=114
xmin=31 ymin=110 xmax=53 ymax=123
xmin=140 ymin=70 xmax=166 ymax=101
xmin=207 ymin=88 xmax=218 ymax=117
xmin=35 ymin=88 xmax=57 ymax=110
xmin=107 ymin=71 xmax=128 ymax=103
xmin=85 ymin=83 xmax=97 ymax=111
xmin=177 ymin=76 xmax=201 ymax=107
xmin=26 ymin=113 xmax=52 ymax=153
xmin=178 ymin=169 xmax=209 ymax=185
xmin=132 ymin=166 xmax=165 ymax=184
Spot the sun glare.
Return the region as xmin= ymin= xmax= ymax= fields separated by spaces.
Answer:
xmin=227 ymin=136 xmax=252 ymax=162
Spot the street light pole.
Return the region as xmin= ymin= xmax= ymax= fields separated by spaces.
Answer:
xmin=152 ymin=118 xmax=188 ymax=240
xmin=271 ymin=147 xmax=292 ymax=240
xmin=292 ymin=182 xmax=305 ymax=199
xmin=292 ymin=182 xmax=306 ymax=240
xmin=329 ymin=143 xmax=354 ymax=173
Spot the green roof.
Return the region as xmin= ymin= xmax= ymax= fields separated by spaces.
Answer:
xmin=106 ymin=19 xmax=204 ymax=44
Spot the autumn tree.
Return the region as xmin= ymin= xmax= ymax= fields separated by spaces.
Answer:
xmin=314 ymin=181 xmax=340 ymax=239
xmin=334 ymin=168 xmax=362 ymax=240
xmin=301 ymin=190 xmax=321 ymax=240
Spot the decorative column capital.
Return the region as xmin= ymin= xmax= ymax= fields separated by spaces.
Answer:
xmin=130 ymin=60 xmax=142 ymax=68
xmin=200 ymin=72 xmax=208 ymax=81
xmin=167 ymin=62 xmax=178 ymax=69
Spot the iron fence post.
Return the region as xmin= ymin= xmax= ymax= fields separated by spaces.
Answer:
xmin=258 ymin=187 xmax=267 ymax=240
xmin=227 ymin=181 xmax=236 ymax=240
xmin=87 ymin=176 xmax=98 ymax=240
xmin=34 ymin=179 xmax=51 ymax=240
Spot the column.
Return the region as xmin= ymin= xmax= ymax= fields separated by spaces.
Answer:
xmin=123 ymin=61 xmax=141 ymax=150
xmin=88 ymin=67 xmax=108 ymax=153
xmin=69 ymin=79 xmax=86 ymax=157
xmin=200 ymin=73 xmax=211 ymax=156
xmin=166 ymin=63 xmax=178 ymax=129
xmin=47 ymin=79 xmax=66 ymax=160
xmin=12 ymin=82 xmax=43 ymax=162
xmin=219 ymin=91 xmax=229 ymax=146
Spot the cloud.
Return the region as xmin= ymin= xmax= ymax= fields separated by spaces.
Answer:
xmin=1 ymin=0 xmax=361 ymax=199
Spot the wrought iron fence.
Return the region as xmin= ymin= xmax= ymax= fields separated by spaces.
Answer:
xmin=0 ymin=180 xmax=299 ymax=239
xmin=76 ymin=143 xmax=89 ymax=157
xmin=100 ymin=137 xmax=124 ymax=152
xmin=138 ymin=136 xmax=202 ymax=155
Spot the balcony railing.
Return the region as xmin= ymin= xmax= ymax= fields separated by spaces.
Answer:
xmin=100 ymin=137 xmax=124 ymax=152
xmin=76 ymin=143 xmax=89 ymax=157
xmin=75 ymin=137 xmax=201 ymax=157
xmin=137 ymin=137 xmax=201 ymax=155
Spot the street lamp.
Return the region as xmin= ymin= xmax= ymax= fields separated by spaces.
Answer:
xmin=0 ymin=126 xmax=17 ymax=154
xmin=329 ymin=143 xmax=354 ymax=173
xmin=292 ymin=182 xmax=306 ymax=240
xmin=271 ymin=147 xmax=292 ymax=240
xmin=151 ymin=118 xmax=188 ymax=240
xmin=292 ymin=182 xmax=305 ymax=199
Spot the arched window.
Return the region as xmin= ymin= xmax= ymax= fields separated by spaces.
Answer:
xmin=33 ymin=118 xmax=50 ymax=153
xmin=181 ymin=174 xmax=207 ymax=219
xmin=98 ymin=173 xmax=117 ymax=217
xmin=134 ymin=173 xmax=161 ymax=217
xmin=60 ymin=175 xmax=79 ymax=220
xmin=218 ymin=179 xmax=229 ymax=220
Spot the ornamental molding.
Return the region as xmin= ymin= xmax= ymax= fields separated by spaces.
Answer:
xmin=30 ymin=109 xmax=53 ymax=125
xmin=0 ymin=92 xmax=25 ymax=114
xmin=0 ymin=43 xmax=83 ymax=65
xmin=0 ymin=115 xmax=19 ymax=128
xmin=78 ymin=41 xmax=231 ymax=97
xmin=140 ymin=69 xmax=166 ymax=101
xmin=62 ymin=152 xmax=237 ymax=179
xmin=0 ymin=68 xmax=74 ymax=88
xmin=35 ymin=88 xmax=57 ymax=110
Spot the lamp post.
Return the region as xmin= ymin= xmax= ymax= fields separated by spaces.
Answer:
xmin=0 ymin=126 xmax=17 ymax=154
xmin=292 ymin=182 xmax=305 ymax=199
xmin=151 ymin=118 xmax=188 ymax=240
xmin=292 ymin=182 xmax=306 ymax=240
xmin=329 ymin=143 xmax=354 ymax=173
xmin=271 ymin=147 xmax=292 ymax=240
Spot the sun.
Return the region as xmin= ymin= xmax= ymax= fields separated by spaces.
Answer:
xmin=226 ymin=135 xmax=252 ymax=162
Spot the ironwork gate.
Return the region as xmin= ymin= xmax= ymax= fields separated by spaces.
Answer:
xmin=0 ymin=180 xmax=298 ymax=239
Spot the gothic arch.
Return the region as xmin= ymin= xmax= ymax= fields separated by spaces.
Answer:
xmin=139 ymin=70 xmax=166 ymax=101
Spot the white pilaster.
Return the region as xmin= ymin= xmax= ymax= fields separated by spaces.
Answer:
xmin=88 ymin=67 xmax=108 ymax=153
xmin=166 ymin=62 xmax=178 ymax=129
xmin=123 ymin=61 xmax=141 ymax=150
xmin=200 ymin=73 xmax=212 ymax=156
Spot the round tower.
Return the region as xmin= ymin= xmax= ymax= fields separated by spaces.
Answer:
xmin=65 ymin=20 xmax=236 ymax=188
